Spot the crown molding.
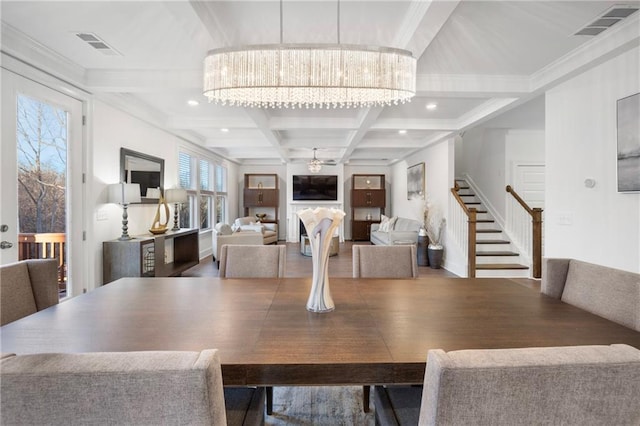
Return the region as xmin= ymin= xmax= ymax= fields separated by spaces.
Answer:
xmin=1 ymin=23 xmax=86 ymax=87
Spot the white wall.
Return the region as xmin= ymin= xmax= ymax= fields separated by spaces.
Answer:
xmin=458 ymin=127 xmax=508 ymax=223
xmin=390 ymin=139 xmax=463 ymax=273
xmin=89 ymin=101 xmax=228 ymax=288
xmin=545 ymin=46 xmax=640 ymax=273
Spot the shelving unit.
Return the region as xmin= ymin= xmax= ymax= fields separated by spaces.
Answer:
xmin=351 ymin=174 xmax=385 ymax=241
xmin=103 ymin=228 xmax=199 ymax=284
xmin=243 ymin=174 xmax=279 ymax=224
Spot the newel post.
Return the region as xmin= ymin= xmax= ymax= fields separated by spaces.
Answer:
xmin=468 ymin=208 xmax=477 ymax=278
xmin=532 ymin=208 xmax=543 ymax=279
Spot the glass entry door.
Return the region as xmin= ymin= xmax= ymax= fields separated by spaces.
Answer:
xmin=1 ymin=69 xmax=84 ymax=298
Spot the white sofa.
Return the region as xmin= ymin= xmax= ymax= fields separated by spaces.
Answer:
xmin=212 ymin=217 xmax=278 ymax=264
xmin=370 ymin=217 xmax=422 ymax=246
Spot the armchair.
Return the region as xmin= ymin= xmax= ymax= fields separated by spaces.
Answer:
xmin=212 ymin=218 xmax=278 ymax=265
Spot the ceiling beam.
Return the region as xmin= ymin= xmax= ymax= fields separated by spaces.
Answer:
xmin=243 ymin=108 xmax=289 ymax=161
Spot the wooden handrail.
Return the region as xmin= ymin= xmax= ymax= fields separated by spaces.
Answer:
xmin=505 ymin=185 xmax=543 ymax=278
xmin=451 ymin=183 xmax=477 ymax=278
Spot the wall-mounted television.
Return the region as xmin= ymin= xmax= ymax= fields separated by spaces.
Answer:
xmin=293 ymin=175 xmax=338 ymax=201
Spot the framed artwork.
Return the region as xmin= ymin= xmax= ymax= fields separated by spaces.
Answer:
xmin=407 ymin=162 xmax=425 ymax=200
xmin=617 ymin=92 xmax=640 ymax=192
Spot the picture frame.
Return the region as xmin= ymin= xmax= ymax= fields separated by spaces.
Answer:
xmin=407 ymin=162 xmax=425 ymax=200
xmin=617 ymin=92 xmax=640 ymax=192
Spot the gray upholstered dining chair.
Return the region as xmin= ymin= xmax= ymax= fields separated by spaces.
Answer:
xmin=1 ymin=349 xmax=264 ymax=426
xmin=374 ymin=344 xmax=640 ymax=425
xmin=218 ymin=243 xmax=286 ymax=416
xmin=352 ymin=245 xmax=418 ymax=279
xmin=352 ymin=244 xmax=418 ymax=412
xmin=219 ymin=244 xmax=286 ymax=278
xmin=0 ymin=259 xmax=59 ymax=326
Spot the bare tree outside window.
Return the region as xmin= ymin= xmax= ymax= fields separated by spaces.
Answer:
xmin=16 ymin=95 xmax=67 ymax=233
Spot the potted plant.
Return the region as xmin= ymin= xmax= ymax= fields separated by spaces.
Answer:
xmin=423 ymin=200 xmax=446 ymax=269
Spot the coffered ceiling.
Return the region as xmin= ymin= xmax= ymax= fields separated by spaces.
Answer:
xmin=1 ymin=1 xmax=638 ymax=166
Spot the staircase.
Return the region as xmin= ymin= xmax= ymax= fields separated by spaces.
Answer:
xmin=455 ymin=180 xmax=530 ymax=278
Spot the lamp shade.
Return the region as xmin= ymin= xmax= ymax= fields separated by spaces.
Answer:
xmin=108 ymin=183 xmax=141 ymax=205
xmin=164 ymin=188 xmax=188 ymax=204
xmin=146 ymin=187 xmax=161 ymax=198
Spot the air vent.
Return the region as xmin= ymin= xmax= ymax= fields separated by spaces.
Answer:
xmin=574 ymin=5 xmax=639 ymax=36
xmin=75 ymin=32 xmax=121 ymax=56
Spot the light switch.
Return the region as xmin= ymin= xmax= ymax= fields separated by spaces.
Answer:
xmin=96 ymin=208 xmax=108 ymax=221
xmin=558 ymin=212 xmax=573 ymax=226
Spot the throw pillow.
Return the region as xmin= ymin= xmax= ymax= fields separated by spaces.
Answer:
xmin=379 ymin=215 xmax=391 ymax=232
xmin=388 ymin=216 xmax=398 ymax=231
xmin=214 ymin=223 xmax=233 ymax=235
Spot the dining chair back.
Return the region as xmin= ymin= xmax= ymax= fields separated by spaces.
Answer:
xmin=1 ymin=349 xmax=229 ymax=425
xmin=0 ymin=259 xmax=58 ymax=326
xmin=219 ymin=244 xmax=286 ymax=278
xmin=374 ymin=344 xmax=640 ymax=425
xmin=352 ymin=245 xmax=418 ymax=278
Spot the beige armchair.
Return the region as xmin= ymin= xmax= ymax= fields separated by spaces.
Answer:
xmin=212 ymin=218 xmax=278 ymax=265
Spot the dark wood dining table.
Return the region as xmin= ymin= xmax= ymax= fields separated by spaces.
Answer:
xmin=2 ymin=277 xmax=639 ymax=386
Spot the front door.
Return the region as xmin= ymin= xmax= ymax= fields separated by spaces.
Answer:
xmin=1 ymin=69 xmax=84 ymax=298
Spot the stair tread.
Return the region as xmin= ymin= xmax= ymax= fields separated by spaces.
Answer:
xmin=459 ymin=194 xmax=476 ymax=197
xmin=477 ymin=251 xmax=520 ymax=256
xmin=476 ymin=240 xmax=510 ymax=244
xmin=477 ymin=264 xmax=529 ymax=270
xmin=477 ymin=219 xmax=494 ymax=223
xmin=474 ymin=210 xmax=488 ymax=214
xmin=477 ymin=229 xmax=502 ymax=233
xmin=464 ymin=202 xmax=482 ymax=205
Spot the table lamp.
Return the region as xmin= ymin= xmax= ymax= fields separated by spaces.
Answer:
xmin=108 ymin=183 xmax=141 ymax=240
xmin=164 ymin=188 xmax=188 ymax=231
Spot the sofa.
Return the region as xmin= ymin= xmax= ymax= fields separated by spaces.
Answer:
xmin=370 ymin=216 xmax=422 ymax=246
xmin=0 ymin=259 xmax=59 ymax=326
xmin=542 ymin=258 xmax=640 ymax=331
xmin=212 ymin=217 xmax=278 ymax=263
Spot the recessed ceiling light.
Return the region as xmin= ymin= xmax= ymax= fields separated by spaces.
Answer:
xmin=187 ymin=100 xmax=200 ymax=106
xmin=398 ymin=129 xmax=407 ymax=135
xmin=220 ymin=128 xmax=229 ymax=133
xmin=426 ymin=103 xmax=437 ymax=110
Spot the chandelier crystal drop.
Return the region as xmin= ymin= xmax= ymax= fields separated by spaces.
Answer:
xmin=203 ymin=44 xmax=416 ymax=109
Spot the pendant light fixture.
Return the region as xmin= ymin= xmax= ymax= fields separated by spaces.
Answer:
xmin=203 ymin=0 xmax=416 ymax=109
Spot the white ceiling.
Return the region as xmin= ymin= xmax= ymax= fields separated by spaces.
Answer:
xmin=1 ymin=0 xmax=638 ymax=166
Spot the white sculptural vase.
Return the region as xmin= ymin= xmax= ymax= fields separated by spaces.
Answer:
xmin=297 ymin=207 xmax=345 ymax=313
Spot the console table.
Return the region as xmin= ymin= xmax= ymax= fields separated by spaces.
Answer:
xmin=102 ymin=228 xmax=199 ymax=284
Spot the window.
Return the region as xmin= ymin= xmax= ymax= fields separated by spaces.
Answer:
xmin=214 ymin=165 xmax=228 ymax=225
xmin=178 ymin=150 xmax=226 ymax=230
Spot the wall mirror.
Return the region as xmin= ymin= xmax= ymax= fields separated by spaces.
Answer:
xmin=120 ymin=148 xmax=165 ymax=204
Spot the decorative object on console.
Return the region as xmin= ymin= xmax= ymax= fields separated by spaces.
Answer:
xmin=165 ymin=188 xmax=188 ymax=231
xmin=107 ymin=183 xmax=141 ymax=241
xmin=297 ymin=208 xmax=345 ymax=313
xmin=149 ymin=195 xmax=170 ymax=235
xmin=255 ymin=213 xmax=267 ymax=222
xmin=203 ymin=1 xmax=416 ymax=109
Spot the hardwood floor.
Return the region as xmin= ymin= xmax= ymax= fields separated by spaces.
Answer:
xmin=182 ymin=241 xmax=460 ymax=278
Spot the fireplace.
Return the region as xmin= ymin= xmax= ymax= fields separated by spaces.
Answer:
xmin=287 ymin=202 xmax=344 ymax=243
